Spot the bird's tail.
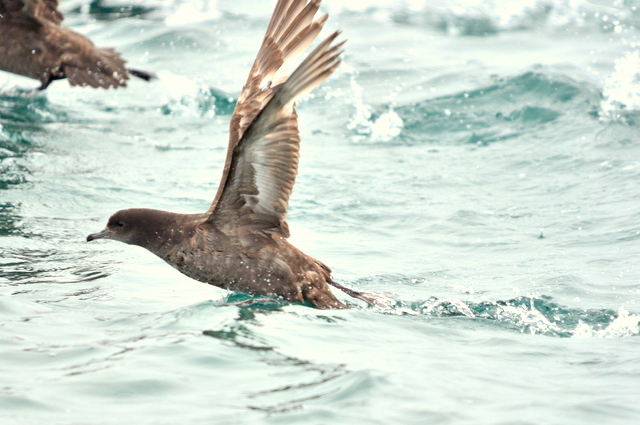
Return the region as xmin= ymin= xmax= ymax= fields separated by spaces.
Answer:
xmin=328 ymin=280 xmax=384 ymax=307
xmin=127 ymin=68 xmax=157 ymax=82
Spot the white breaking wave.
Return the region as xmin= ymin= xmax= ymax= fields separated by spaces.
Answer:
xmin=573 ymin=308 xmax=640 ymax=338
xmin=156 ymin=71 xmax=218 ymax=118
xmin=601 ymin=50 xmax=640 ymax=120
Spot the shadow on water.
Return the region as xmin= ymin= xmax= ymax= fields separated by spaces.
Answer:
xmin=202 ymin=301 xmax=362 ymax=415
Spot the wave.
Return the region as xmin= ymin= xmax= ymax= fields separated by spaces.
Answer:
xmin=60 ymin=0 xmax=640 ymax=36
xmin=0 ymin=90 xmax=67 ymax=126
xmin=155 ymin=72 xmax=235 ymax=118
xmin=383 ymin=296 xmax=640 ymax=338
xmin=347 ymin=70 xmax=602 ymax=144
xmin=198 ymin=290 xmax=640 ymax=339
xmin=0 ymin=90 xmax=67 ymax=189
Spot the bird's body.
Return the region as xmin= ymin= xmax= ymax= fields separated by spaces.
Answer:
xmin=0 ymin=0 xmax=153 ymax=89
xmin=99 ymin=209 xmax=345 ymax=309
xmin=88 ymin=0 xmax=370 ymax=309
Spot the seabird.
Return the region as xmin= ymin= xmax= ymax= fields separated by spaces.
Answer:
xmin=87 ymin=0 xmax=373 ymax=309
xmin=0 ymin=0 xmax=154 ymax=89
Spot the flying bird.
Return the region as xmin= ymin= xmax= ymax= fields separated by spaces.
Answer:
xmin=87 ymin=0 xmax=374 ymax=309
xmin=0 ymin=0 xmax=154 ymax=89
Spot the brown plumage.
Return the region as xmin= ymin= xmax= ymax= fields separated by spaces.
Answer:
xmin=0 ymin=0 xmax=154 ymax=89
xmin=87 ymin=0 xmax=373 ymax=309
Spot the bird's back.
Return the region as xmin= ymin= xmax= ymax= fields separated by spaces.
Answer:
xmin=159 ymin=220 xmax=346 ymax=309
xmin=0 ymin=21 xmax=56 ymax=80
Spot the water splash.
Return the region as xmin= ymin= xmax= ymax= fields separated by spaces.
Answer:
xmin=344 ymin=65 xmax=404 ymax=143
xmin=156 ymin=71 xmax=235 ymax=118
xmin=573 ymin=309 xmax=640 ymax=338
xmin=363 ymin=291 xmax=639 ymax=338
xmin=601 ymin=50 xmax=640 ymax=123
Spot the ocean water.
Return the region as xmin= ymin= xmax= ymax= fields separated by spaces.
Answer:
xmin=1 ymin=0 xmax=640 ymax=423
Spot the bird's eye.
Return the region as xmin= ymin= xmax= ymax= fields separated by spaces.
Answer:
xmin=116 ymin=221 xmax=124 ymax=227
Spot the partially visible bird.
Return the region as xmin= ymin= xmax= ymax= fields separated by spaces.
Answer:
xmin=0 ymin=0 xmax=154 ymax=89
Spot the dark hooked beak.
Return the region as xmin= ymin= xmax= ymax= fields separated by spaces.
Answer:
xmin=87 ymin=228 xmax=111 ymax=242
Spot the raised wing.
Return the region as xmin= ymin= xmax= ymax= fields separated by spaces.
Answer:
xmin=206 ymin=0 xmax=330 ymax=214
xmin=0 ymin=0 xmax=63 ymax=24
xmin=206 ymin=29 xmax=344 ymax=238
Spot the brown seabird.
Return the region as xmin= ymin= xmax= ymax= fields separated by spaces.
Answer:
xmin=0 ymin=0 xmax=154 ymax=89
xmin=87 ymin=0 xmax=373 ymax=309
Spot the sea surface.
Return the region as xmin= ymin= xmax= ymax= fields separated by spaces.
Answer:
xmin=1 ymin=0 xmax=640 ymax=423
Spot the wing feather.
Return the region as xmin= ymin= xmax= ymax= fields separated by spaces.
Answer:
xmin=207 ymin=0 xmax=330 ymax=215
xmin=63 ymin=47 xmax=129 ymax=89
xmin=205 ymin=30 xmax=343 ymax=237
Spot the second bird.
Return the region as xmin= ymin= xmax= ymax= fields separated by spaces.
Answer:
xmin=0 ymin=0 xmax=153 ymax=89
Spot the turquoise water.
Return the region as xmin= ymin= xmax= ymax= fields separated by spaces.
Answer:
xmin=2 ymin=0 xmax=640 ymax=423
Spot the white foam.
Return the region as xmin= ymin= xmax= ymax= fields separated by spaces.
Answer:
xmin=601 ymin=50 xmax=640 ymax=120
xmin=155 ymin=71 xmax=217 ymax=118
xmin=165 ymin=0 xmax=220 ymax=26
xmin=157 ymin=70 xmax=201 ymax=99
xmin=572 ymin=308 xmax=640 ymax=338
xmin=494 ymin=303 xmax=564 ymax=335
xmin=421 ymin=298 xmax=476 ymax=317
xmin=344 ymin=65 xmax=404 ymax=143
